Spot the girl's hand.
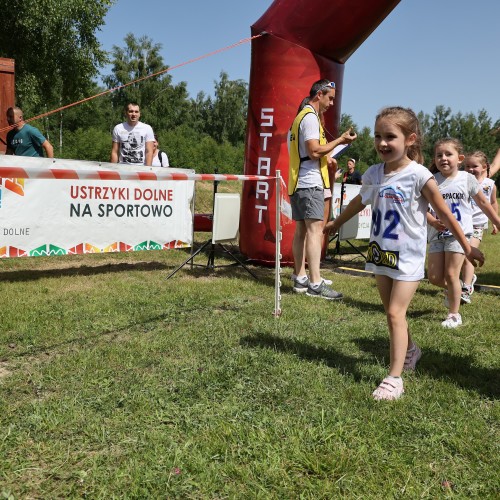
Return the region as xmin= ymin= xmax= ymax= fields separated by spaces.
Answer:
xmin=323 ymin=220 xmax=339 ymax=235
xmin=426 ymin=211 xmax=446 ymax=232
xmin=327 ymin=156 xmax=337 ymax=173
xmin=492 ymin=225 xmax=498 ymax=235
xmin=465 ymin=246 xmax=485 ymax=267
xmin=430 ymin=218 xmax=447 ymax=232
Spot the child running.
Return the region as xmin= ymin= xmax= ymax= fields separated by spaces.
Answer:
xmin=323 ymin=107 xmax=484 ymax=401
xmin=427 ymin=139 xmax=500 ymax=328
xmin=460 ymin=151 xmax=498 ymax=303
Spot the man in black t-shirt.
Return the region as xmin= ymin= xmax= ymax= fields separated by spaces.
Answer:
xmin=343 ymin=158 xmax=362 ymax=184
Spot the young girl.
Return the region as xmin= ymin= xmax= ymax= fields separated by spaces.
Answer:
xmin=460 ymin=151 xmax=498 ymax=303
xmin=427 ymin=140 xmax=500 ymax=328
xmin=324 ymin=107 xmax=484 ymax=401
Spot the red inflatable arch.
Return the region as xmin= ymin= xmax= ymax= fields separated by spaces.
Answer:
xmin=239 ymin=0 xmax=401 ymax=265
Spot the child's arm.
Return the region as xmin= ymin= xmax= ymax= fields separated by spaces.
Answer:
xmin=472 ymin=190 xmax=500 ymax=230
xmin=426 ymin=211 xmax=447 ymax=232
xmin=422 ymin=180 xmax=484 ymax=267
xmin=489 ymin=148 xmax=500 ymax=178
xmin=323 ymin=194 xmax=365 ymax=235
xmin=490 ymin=185 xmax=498 ymax=234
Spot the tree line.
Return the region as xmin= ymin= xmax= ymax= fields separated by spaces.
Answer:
xmin=341 ymin=108 xmax=500 ymax=179
xmin=1 ymin=0 xmax=499 ymax=179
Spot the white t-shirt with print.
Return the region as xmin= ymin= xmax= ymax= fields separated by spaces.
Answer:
xmin=428 ymin=171 xmax=479 ymax=241
xmin=112 ymin=121 xmax=154 ymax=165
xmin=360 ymin=161 xmax=433 ymax=281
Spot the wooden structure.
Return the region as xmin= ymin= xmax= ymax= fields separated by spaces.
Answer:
xmin=0 ymin=58 xmax=15 ymax=153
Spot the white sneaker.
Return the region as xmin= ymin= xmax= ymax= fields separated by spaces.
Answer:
xmin=460 ymin=289 xmax=471 ymax=304
xmin=441 ymin=313 xmax=462 ymax=329
xmin=470 ymin=274 xmax=477 ymax=295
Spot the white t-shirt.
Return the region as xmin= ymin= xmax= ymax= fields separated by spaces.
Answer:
xmin=360 ymin=161 xmax=433 ymax=281
xmin=152 ymin=151 xmax=170 ymax=168
xmin=112 ymin=121 xmax=154 ymax=165
xmin=428 ymin=171 xmax=479 ymax=241
xmin=471 ymin=177 xmax=495 ymax=227
xmin=297 ymin=105 xmax=323 ymax=189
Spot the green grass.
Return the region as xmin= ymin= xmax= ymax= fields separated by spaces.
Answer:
xmin=0 ymin=195 xmax=499 ymax=498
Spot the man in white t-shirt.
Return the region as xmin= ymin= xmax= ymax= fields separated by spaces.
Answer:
xmin=288 ymin=79 xmax=356 ymax=300
xmin=111 ymin=102 xmax=154 ymax=166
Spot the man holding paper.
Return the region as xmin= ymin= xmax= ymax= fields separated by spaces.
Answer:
xmin=288 ymin=78 xmax=357 ymax=300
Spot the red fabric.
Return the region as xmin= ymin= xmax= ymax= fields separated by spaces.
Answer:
xmin=239 ymin=0 xmax=400 ymax=265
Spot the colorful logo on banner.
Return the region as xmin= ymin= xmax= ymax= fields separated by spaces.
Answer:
xmin=0 ymin=178 xmax=25 ymax=208
xmin=0 ymin=239 xmax=189 ymax=259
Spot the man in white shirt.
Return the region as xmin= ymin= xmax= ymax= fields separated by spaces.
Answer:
xmin=288 ymin=79 xmax=356 ymax=300
xmin=111 ymin=102 xmax=154 ymax=166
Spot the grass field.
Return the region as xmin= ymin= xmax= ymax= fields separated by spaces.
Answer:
xmin=0 ymin=186 xmax=499 ymax=498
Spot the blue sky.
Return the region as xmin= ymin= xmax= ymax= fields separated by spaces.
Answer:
xmin=98 ymin=0 xmax=500 ymax=130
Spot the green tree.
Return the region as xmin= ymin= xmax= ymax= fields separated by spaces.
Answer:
xmin=103 ymin=33 xmax=191 ymax=131
xmin=62 ymin=127 xmax=111 ymax=162
xmin=162 ymin=124 xmax=244 ymax=173
xmin=0 ymin=0 xmax=113 ymax=115
xmin=422 ymin=105 xmax=453 ymax=159
xmin=203 ymin=72 xmax=248 ymax=146
xmin=338 ymin=115 xmax=377 ymax=174
xmin=421 ymin=107 xmax=499 ymax=163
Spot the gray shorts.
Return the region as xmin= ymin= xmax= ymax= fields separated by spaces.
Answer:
xmin=429 ymin=236 xmax=468 ymax=254
xmin=290 ymin=186 xmax=324 ymax=221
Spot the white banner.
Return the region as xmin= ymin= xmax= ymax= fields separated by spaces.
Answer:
xmin=332 ymin=183 xmax=372 ymax=240
xmin=0 ymin=156 xmax=194 ymax=258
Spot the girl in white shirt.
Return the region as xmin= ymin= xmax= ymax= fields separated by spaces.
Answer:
xmin=427 ymin=140 xmax=500 ymax=328
xmin=324 ymin=107 xmax=484 ymax=401
xmin=460 ymin=151 xmax=498 ymax=303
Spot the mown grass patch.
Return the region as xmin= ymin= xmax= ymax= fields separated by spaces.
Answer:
xmin=0 ymin=205 xmax=498 ymax=498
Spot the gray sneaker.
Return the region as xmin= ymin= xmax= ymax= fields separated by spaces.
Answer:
xmin=292 ymin=277 xmax=309 ymax=294
xmin=306 ymin=281 xmax=343 ymax=300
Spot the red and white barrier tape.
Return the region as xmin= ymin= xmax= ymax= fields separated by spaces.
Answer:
xmin=0 ymin=166 xmax=274 ymax=182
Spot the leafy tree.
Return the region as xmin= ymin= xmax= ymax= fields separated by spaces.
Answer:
xmin=0 ymin=0 xmax=113 ymax=115
xmin=422 ymin=105 xmax=453 ymax=158
xmin=188 ymin=91 xmax=213 ymax=138
xmin=62 ymin=127 xmax=112 ymax=162
xmin=58 ymin=89 xmax=114 ymax=133
xmin=338 ymin=115 xmax=377 ymax=174
xmin=421 ymin=106 xmax=499 ymax=163
xmin=202 ymin=72 xmax=248 ymax=146
xmin=162 ymin=124 xmax=244 ymax=174
xmin=103 ymin=33 xmax=191 ymax=131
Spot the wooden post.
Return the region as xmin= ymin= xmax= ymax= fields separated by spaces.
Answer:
xmin=0 ymin=58 xmax=15 ymax=153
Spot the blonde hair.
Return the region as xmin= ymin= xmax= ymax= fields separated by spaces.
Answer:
xmin=375 ymin=106 xmax=423 ymax=164
xmin=465 ymin=150 xmax=490 ymax=177
xmin=430 ymin=137 xmax=464 ymax=174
